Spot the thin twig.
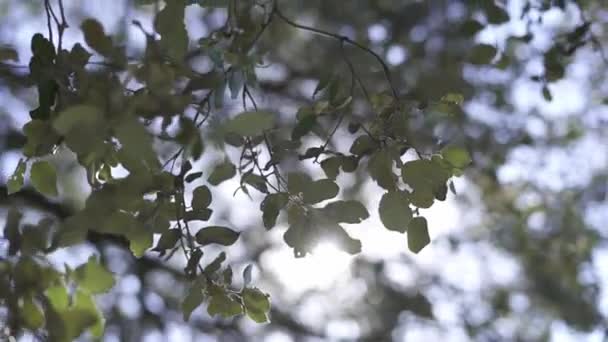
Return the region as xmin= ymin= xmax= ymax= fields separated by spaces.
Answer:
xmin=273 ymin=7 xmax=399 ymax=100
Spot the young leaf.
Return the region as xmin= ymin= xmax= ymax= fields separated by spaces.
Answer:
xmin=195 ymin=226 xmax=240 ymax=246
xmin=30 ymin=161 xmax=58 ymax=196
xmin=408 ymin=217 xmax=430 ymax=253
xmin=242 ymin=287 xmax=271 ymax=323
xmin=207 ymin=289 xmax=243 ymax=318
xmin=20 ymin=296 xmax=45 ymax=329
xmin=73 ymin=256 xmax=115 ymax=294
xmin=441 ymin=146 xmax=472 ymax=170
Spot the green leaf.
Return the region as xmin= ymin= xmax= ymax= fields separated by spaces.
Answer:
xmin=469 ymin=44 xmax=497 ymax=65
xmin=322 ymin=200 xmax=369 ymax=224
xmin=242 ymin=288 xmax=271 ymax=323
xmin=192 ymin=185 xmax=212 ymax=210
xmin=379 ymin=191 xmax=412 ymax=233
xmin=114 ymin=117 xmax=160 ymax=172
xmin=195 ymin=226 xmax=240 ymax=246
xmin=45 ymin=285 xmax=69 ymax=310
xmin=401 ymin=159 xmax=450 ymax=208
xmin=154 ymin=0 xmax=188 ymax=60
xmin=242 ymin=172 xmax=268 ymax=193
xmin=408 ymin=217 xmax=430 ymax=253
xmin=7 ymin=158 xmax=26 ymax=195
xmin=225 ymin=111 xmax=275 ymax=136
xmin=20 ymin=296 xmax=45 ymax=329
xmin=23 ymin=119 xmax=60 ymax=157
xmin=350 ymin=135 xmax=378 ymax=156
xmin=74 ymin=256 xmax=115 ymax=294
xmin=441 ymin=146 xmax=472 ymax=170
xmin=154 ymin=229 xmax=181 ymax=252
xmin=368 ymin=150 xmax=397 ymax=191
xmin=183 ymin=279 xmax=206 ymax=321
xmin=203 ymin=251 xmax=226 ymax=275
xmin=81 ymin=18 xmax=114 ymax=56
xmin=207 ymin=287 xmax=243 ymax=318
xmin=304 ymin=179 xmax=339 ymax=204
xmin=184 ymin=209 xmax=213 ymax=221
xmin=128 ymin=228 xmax=153 ymax=258
xmin=53 ymin=104 xmax=104 ymax=135
xmin=320 ymin=157 xmax=341 ymax=180
xmin=185 ymin=171 xmax=203 ymax=183
xmin=287 ymin=173 xmax=339 ymax=204
xmin=440 ymin=93 xmax=464 ymax=105
xmin=73 ymin=290 xmax=105 ymax=338
xmin=291 ymin=113 xmax=317 ymax=140
xmin=208 ymin=160 xmax=237 ymax=185
xmin=30 ymin=161 xmax=58 ymax=196
xmin=260 ymin=193 xmax=289 ymax=229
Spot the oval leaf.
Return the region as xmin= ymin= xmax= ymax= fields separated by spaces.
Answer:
xmin=408 ymin=216 xmax=430 ymax=253
xmin=379 ymin=191 xmax=412 ymax=233
xmin=196 ymin=226 xmax=240 ymax=246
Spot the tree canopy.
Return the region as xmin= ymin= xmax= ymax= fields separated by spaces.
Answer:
xmin=1 ymin=0 xmax=608 ymax=341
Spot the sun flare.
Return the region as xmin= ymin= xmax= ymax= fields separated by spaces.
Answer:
xmin=263 ymin=242 xmax=353 ymax=294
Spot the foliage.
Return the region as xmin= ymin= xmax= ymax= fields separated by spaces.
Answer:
xmin=0 ymin=0 xmax=606 ymax=340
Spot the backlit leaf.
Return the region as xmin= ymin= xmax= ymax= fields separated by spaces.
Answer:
xmin=260 ymin=193 xmax=289 ymax=229
xmin=242 ymin=288 xmax=271 ymax=323
xmin=30 ymin=161 xmax=58 ymax=196
xmin=322 ymin=200 xmax=369 ymax=224
xmin=379 ymin=191 xmax=412 ymax=233
xmin=74 ymin=256 xmax=115 ymax=294
xmin=408 ymin=217 xmax=430 ymax=253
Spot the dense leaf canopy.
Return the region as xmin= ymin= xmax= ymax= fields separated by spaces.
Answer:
xmin=1 ymin=0 xmax=608 ymax=341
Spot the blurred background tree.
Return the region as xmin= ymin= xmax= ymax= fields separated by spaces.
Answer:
xmin=1 ymin=0 xmax=608 ymax=341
